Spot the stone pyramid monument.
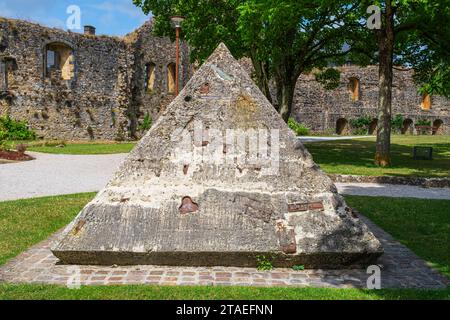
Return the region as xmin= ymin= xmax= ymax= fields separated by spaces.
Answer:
xmin=52 ymin=43 xmax=383 ymax=267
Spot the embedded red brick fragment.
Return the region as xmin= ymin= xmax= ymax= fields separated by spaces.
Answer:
xmin=308 ymin=201 xmax=324 ymax=211
xmin=179 ymin=196 xmax=199 ymax=214
xmin=199 ymin=83 xmax=210 ymax=94
xmin=287 ymin=201 xmax=324 ymax=212
xmin=287 ymin=203 xmax=308 ymax=212
xmin=276 ymin=222 xmax=297 ymax=254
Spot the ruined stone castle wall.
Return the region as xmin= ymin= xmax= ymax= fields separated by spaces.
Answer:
xmin=292 ymin=65 xmax=449 ymax=134
xmin=126 ymin=22 xmax=190 ymax=133
xmin=0 ymin=16 xmax=448 ymax=139
xmin=0 ymin=17 xmax=189 ymax=140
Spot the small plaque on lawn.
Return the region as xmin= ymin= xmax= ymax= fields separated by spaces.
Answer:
xmin=413 ymin=146 xmax=433 ymax=160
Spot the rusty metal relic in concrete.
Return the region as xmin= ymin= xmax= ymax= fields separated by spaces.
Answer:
xmin=52 ymin=43 xmax=383 ymax=267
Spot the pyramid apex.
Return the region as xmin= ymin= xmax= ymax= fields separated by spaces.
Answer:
xmin=205 ymin=42 xmax=236 ymax=63
xmin=216 ymin=42 xmax=231 ymax=52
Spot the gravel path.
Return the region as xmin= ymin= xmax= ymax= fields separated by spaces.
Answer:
xmin=299 ymin=136 xmax=372 ymax=143
xmin=1 ymin=152 xmax=449 ymax=201
xmin=0 ymin=152 xmax=126 ymax=201
xmin=336 ymin=182 xmax=450 ymax=200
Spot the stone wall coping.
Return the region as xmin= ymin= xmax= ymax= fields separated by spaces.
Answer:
xmin=329 ymin=174 xmax=450 ymax=188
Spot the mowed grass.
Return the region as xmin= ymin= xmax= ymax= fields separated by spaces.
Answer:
xmin=27 ymin=142 xmax=135 ymax=155
xmin=0 ymin=193 xmax=448 ymax=299
xmin=5 ymin=140 xmax=135 ymax=155
xmin=346 ymin=195 xmax=450 ymax=279
xmin=0 ymin=193 xmax=96 ymax=265
xmin=305 ymin=135 xmax=450 ymax=177
xmin=0 ymin=284 xmax=448 ymax=300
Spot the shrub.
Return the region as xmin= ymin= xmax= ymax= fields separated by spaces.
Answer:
xmin=139 ymin=112 xmax=152 ymax=132
xmin=391 ymin=114 xmax=404 ymax=133
xmin=0 ymin=116 xmax=36 ymax=140
xmin=288 ymin=117 xmax=310 ymax=136
xmin=0 ymin=129 xmax=7 ymax=141
xmin=349 ymin=115 xmax=372 ymax=135
xmin=0 ymin=139 xmax=6 ymax=151
xmin=416 ymin=118 xmax=431 ymax=126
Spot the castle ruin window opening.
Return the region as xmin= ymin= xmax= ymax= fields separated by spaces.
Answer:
xmin=45 ymin=42 xmax=74 ymax=80
xmin=348 ymin=77 xmax=360 ymax=101
xmin=421 ymin=92 xmax=431 ymax=110
xmin=144 ymin=62 xmax=156 ymax=91
xmin=0 ymin=57 xmax=16 ymax=92
xmin=401 ymin=118 xmax=413 ymax=134
xmin=433 ymin=119 xmax=443 ymax=135
xmin=167 ymin=62 xmax=176 ymax=93
xmin=368 ymin=118 xmax=378 ymax=135
xmin=0 ymin=60 xmax=7 ymax=91
xmin=336 ymin=118 xmax=349 ymax=135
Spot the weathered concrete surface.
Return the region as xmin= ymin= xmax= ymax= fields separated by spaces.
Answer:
xmin=52 ymin=44 xmax=383 ymax=268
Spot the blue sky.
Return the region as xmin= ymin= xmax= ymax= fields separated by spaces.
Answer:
xmin=0 ymin=0 xmax=151 ymax=36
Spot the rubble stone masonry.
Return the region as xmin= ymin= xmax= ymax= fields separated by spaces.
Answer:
xmin=0 ymin=17 xmax=189 ymax=140
xmin=292 ymin=65 xmax=449 ymax=134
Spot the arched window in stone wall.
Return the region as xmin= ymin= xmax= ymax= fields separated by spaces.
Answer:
xmin=401 ymin=119 xmax=413 ymax=134
xmin=368 ymin=118 xmax=378 ymax=135
xmin=45 ymin=42 xmax=74 ymax=80
xmin=420 ymin=92 xmax=431 ymax=110
xmin=144 ymin=62 xmax=156 ymax=91
xmin=336 ymin=118 xmax=349 ymax=135
xmin=348 ymin=77 xmax=360 ymax=101
xmin=433 ymin=119 xmax=443 ymax=135
xmin=0 ymin=57 xmax=17 ymax=92
xmin=167 ymin=63 xmax=176 ymax=93
xmin=0 ymin=60 xmax=7 ymax=91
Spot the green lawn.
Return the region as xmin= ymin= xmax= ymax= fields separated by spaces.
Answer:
xmin=5 ymin=140 xmax=135 ymax=155
xmin=346 ymin=196 xmax=450 ymax=279
xmin=305 ymin=135 xmax=450 ymax=177
xmin=27 ymin=143 xmax=135 ymax=155
xmin=0 ymin=193 xmax=95 ymax=265
xmin=0 ymin=193 xmax=448 ymax=300
xmin=1 ymin=284 xmax=448 ymax=300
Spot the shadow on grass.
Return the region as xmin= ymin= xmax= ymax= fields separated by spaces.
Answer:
xmin=0 ymin=283 xmax=448 ymax=300
xmin=305 ymin=138 xmax=450 ymax=178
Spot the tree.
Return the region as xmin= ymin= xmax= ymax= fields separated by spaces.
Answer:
xmin=133 ymin=0 xmax=359 ymax=121
xmin=351 ymin=0 xmax=450 ymax=166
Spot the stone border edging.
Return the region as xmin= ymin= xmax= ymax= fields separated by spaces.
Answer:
xmin=329 ymin=174 xmax=450 ymax=188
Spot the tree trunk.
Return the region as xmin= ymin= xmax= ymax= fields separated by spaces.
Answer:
xmin=277 ymin=80 xmax=295 ymax=123
xmin=251 ymin=57 xmax=273 ymax=104
xmin=375 ymin=3 xmax=395 ymax=167
xmin=273 ymin=58 xmax=298 ymax=123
